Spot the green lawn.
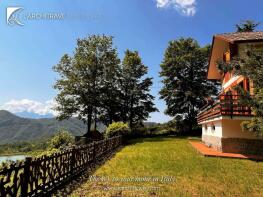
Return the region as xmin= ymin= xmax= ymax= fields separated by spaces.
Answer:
xmin=71 ymin=137 xmax=263 ymax=197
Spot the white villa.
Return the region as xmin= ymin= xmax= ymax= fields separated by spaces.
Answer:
xmin=197 ymin=32 xmax=263 ymax=155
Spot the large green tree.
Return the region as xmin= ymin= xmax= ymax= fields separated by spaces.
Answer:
xmin=236 ymin=20 xmax=260 ymax=32
xmin=159 ymin=38 xmax=219 ymax=132
xmin=234 ymin=48 xmax=263 ymax=136
xmin=53 ymin=35 xmax=120 ymax=135
xmin=98 ymin=52 xmax=122 ymax=125
xmin=120 ymin=50 xmax=158 ymax=129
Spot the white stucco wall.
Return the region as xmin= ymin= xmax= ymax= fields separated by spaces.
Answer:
xmin=221 ymin=119 xmax=263 ymax=139
xmin=202 ymin=120 xmax=223 ymax=137
xmin=201 ymin=117 xmax=263 ymax=139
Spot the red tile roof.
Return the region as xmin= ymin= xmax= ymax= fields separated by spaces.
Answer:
xmin=215 ymin=31 xmax=263 ymax=43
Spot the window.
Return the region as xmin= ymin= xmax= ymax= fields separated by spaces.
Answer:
xmin=223 ymin=51 xmax=231 ymax=62
xmin=204 ymin=124 xmax=207 ymax=131
xmin=211 ymin=124 xmax=216 ymax=131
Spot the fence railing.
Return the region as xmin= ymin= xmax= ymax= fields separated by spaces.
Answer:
xmin=0 ymin=136 xmax=122 ymax=197
xmin=197 ymin=95 xmax=253 ymax=123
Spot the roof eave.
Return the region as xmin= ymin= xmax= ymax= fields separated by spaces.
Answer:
xmin=206 ymin=36 xmax=215 ymax=79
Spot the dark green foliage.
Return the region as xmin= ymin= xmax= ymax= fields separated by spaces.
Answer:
xmin=217 ymin=47 xmax=263 ymax=136
xmin=234 ymin=48 xmax=263 ymax=136
xmin=0 ymin=137 xmax=50 ymax=155
xmin=126 ymin=120 xmax=183 ymax=139
xmin=49 ymin=130 xmax=74 ymax=149
xmin=216 ymin=59 xmax=238 ymax=75
xmin=120 ymin=50 xmax=158 ymax=129
xmin=54 ymin=35 xmax=120 ymax=135
xmin=53 ymin=36 xmax=157 ymax=135
xmin=236 ymin=20 xmax=260 ymax=32
xmin=105 ymin=122 xmax=130 ymax=138
xmin=159 ymin=38 xmax=220 ymax=132
xmin=129 ymin=127 xmax=149 ymax=138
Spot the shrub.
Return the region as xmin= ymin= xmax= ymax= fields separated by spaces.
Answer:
xmin=106 ymin=122 xmax=130 ymax=138
xmin=49 ymin=130 xmax=74 ymax=149
xmin=129 ymin=126 xmax=148 ymax=138
xmin=130 ymin=126 xmax=176 ymax=138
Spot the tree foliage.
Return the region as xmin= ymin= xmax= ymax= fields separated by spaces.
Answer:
xmin=54 ymin=35 xmax=120 ymax=135
xmin=234 ymin=48 xmax=263 ymax=136
xmin=49 ymin=130 xmax=74 ymax=149
xmin=159 ymin=38 xmax=220 ymax=132
xmin=236 ymin=20 xmax=260 ymax=32
xmin=105 ymin=122 xmax=130 ymax=138
xmin=216 ymin=47 xmax=263 ymax=136
xmin=54 ymin=35 xmax=157 ymax=135
xmin=120 ymin=50 xmax=158 ymax=129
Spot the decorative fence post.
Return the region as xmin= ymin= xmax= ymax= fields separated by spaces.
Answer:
xmin=93 ymin=142 xmax=96 ymax=162
xmin=106 ymin=139 xmax=108 ymax=154
xmin=71 ymin=146 xmax=76 ymax=176
xmin=0 ymin=136 xmax=122 ymax=197
xmin=21 ymin=157 xmax=32 ymax=197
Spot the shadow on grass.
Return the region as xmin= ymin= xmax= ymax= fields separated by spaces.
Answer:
xmin=52 ymin=146 xmax=125 ymax=197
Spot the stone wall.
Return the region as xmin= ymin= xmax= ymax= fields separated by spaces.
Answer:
xmin=221 ymin=138 xmax=263 ymax=155
xmin=202 ymin=135 xmax=263 ymax=155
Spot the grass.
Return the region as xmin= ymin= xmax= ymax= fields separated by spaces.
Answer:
xmin=70 ymin=137 xmax=263 ymax=197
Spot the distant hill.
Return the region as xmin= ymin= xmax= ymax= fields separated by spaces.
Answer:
xmin=143 ymin=122 xmax=159 ymax=127
xmin=0 ymin=110 xmax=106 ymax=144
xmin=15 ymin=111 xmax=54 ymax=119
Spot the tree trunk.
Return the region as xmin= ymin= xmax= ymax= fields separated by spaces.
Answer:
xmin=94 ymin=108 xmax=97 ymax=131
xmin=86 ymin=105 xmax=93 ymax=136
xmin=108 ymin=108 xmax=113 ymax=125
xmin=188 ymin=121 xmax=193 ymax=133
xmin=129 ymin=117 xmax=133 ymax=130
xmin=187 ymin=104 xmax=193 ymax=134
xmin=122 ymin=108 xmax=127 ymax=123
xmin=129 ymin=96 xmax=134 ymax=129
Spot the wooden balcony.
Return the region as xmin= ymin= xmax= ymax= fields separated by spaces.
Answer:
xmin=197 ymin=95 xmax=253 ymax=123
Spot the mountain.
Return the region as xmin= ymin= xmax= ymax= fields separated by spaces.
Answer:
xmin=143 ymin=122 xmax=159 ymax=127
xmin=15 ymin=111 xmax=54 ymax=119
xmin=0 ymin=110 xmax=106 ymax=144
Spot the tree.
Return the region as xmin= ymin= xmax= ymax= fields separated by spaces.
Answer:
xmin=53 ymin=35 xmax=120 ymax=136
xmin=234 ymin=48 xmax=263 ymax=136
xmin=120 ymin=50 xmax=158 ymax=129
xmin=105 ymin=122 xmax=130 ymax=138
xmin=49 ymin=130 xmax=74 ymax=149
xmin=98 ymin=51 xmax=121 ymax=125
xmin=159 ymin=38 xmax=220 ymax=132
xmin=236 ymin=20 xmax=260 ymax=32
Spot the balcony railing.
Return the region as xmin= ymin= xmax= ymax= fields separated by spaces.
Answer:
xmin=197 ymin=95 xmax=252 ymax=123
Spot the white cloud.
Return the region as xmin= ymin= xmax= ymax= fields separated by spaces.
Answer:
xmin=156 ymin=0 xmax=196 ymax=16
xmin=0 ymin=99 xmax=58 ymax=116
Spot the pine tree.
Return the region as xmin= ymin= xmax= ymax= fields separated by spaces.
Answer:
xmin=236 ymin=20 xmax=260 ymax=32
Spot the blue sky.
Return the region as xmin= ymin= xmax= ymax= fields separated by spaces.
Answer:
xmin=0 ymin=0 xmax=262 ymax=122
